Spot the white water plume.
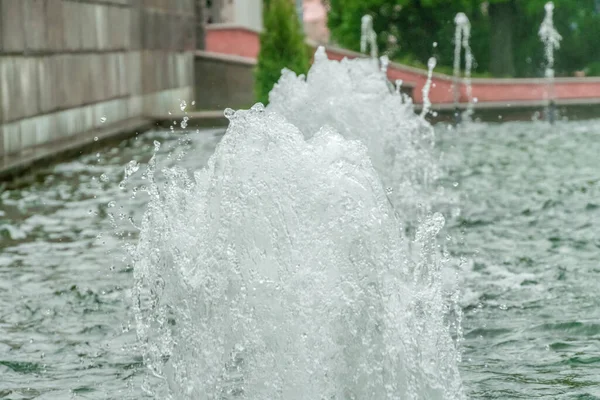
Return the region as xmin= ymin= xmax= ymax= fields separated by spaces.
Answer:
xmin=539 ymin=2 xmax=561 ymax=80
xmin=360 ymin=15 xmax=378 ymax=58
xmin=133 ymin=48 xmax=464 ymax=399
xmin=420 ymin=57 xmax=437 ymax=120
xmin=453 ymin=13 xmax=474 ymax=121
xmin=270 ymin=48 xmax=449 ymax=221
xmin=539 ymin=1 xmax=562 ymax=112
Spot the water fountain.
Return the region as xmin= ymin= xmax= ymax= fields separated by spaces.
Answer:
xmin=133 ymin=47 xmax=464 ymax=399
xmin=420 ymin=57 xmax=438 ymax=120
xmin=453 ymin=13 xmax=474 ymax=124
xmin=360 ymin=14 xmax=378 ymax=59
xmin=539 ymin=1 xmax=562 ymax=123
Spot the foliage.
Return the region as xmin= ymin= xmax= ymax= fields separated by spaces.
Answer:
xmin=255 ymin=0 xmax=309 ymax=104
xmin=328 ymin=0 xmax=600 ymax=78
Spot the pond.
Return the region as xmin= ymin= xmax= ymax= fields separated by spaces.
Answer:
xmin=1 ymin=120 xmax=599 ymax=399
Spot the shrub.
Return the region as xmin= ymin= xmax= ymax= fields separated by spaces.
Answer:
xmin=255 ymin=0 xmax=309 ymax=105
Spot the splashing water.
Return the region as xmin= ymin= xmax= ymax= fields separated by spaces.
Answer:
xmin=453 ymin=13 xmax=474 ymax=122
xmin=539 ymin=1 xmax=562 ymax=111
xmin=270 ymin=48 xmax=449 ymax=222
xmin=420 ymin=57 xmax=437 ymax=120
xmin=133 ymin=48 xmax=464 ymax=399
xmin=360 ymin=15 xmax=378 ymax=59
xmin=380 ymin=54 xmax=390 ymax=74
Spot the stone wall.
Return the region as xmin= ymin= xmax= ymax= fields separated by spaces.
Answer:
xmin=0 ymin=0 xmax=196 ymax=158
xmin=195 ymin=51 xmax=256 ymax=110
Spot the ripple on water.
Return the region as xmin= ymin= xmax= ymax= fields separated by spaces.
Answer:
xmin=0 ymin=130 xmax=221 ymax=399
xmin=440 ymin=120 xmax=600 ymax=399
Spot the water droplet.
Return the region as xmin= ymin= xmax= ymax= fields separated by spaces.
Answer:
xmin=432 ymin=41 xmax=438 ymax=48
xmin=427 ymin=57 xmax=437 ymax=70
xmin=191 ymin=100 xmax=196 ymax=106
xmin=224 ymin=108 xmax=235 ymax=119
xmin=251 ymin=103 xmax=265 ymax=112
xmin=453 ymin=182 xmax=459 ymax=187
xmin=100 ymin=173 xmax=109 ymax=182
xmin=499 ymin=304 xmax=508 ymax=311
xmin=180 ymin=100 xmax=187 ymax=111
xmin=108 ymin=201 xmax=116 ymax=208
xmin=181 ymin=116 xmax=189 ymax=129
xmin=94 ymin=136 xmax=99 ymax=142
xmin=154 ymin=140 xmax=161 ymax=151
xmin=100 ymin=116 xmax=107 ymax=123
xmin=431 ymin=212 xmax=445 ymax=229
xmin=124 ymin=160 xmax=139 ymax=179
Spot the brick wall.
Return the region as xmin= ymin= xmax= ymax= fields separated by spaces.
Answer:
xmin=0 ymin=0 xmax=196 ymax=158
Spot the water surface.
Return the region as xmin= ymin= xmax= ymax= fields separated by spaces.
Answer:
xmin=439 ymin=120 xmax=600 ymax=399
xmin=1 ymin=121 xmax=599 ymax=398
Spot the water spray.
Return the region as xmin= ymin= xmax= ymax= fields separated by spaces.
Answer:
xmin=361 ymin=15 xmax=378 ymax=59
xmin=420 ymin=57 xmax=437 ymax=119
xmin=539 ymin=1 xmax=562 ymax=123
xmin=453 ymin=12 xmax=474 ymax=125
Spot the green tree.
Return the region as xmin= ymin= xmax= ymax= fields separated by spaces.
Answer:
xmin=328 ymin=0 xmax=600 ymax=78
xmin=255 ymin=0 xmax=309 ymax=104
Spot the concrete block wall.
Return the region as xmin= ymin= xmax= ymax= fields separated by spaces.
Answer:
xmin=0 ymin=0 xmax=196 ymax=159
xmin=195 ymin=51 xmax=256 ymax=110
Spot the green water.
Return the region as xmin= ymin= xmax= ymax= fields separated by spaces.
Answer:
xmin=440 ymin=121 xmax=600 ymax=399
xmin=0 ymin=121 xmax=599 ymax=399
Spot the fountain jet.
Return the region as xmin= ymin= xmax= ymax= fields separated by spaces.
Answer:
xmin=134 ymin=47 xmax=464 ymax=400
xmin=539 ymin=2 xmax=562 ymax=123
xmin=360 ymin=15 xmax=378 ymax=59
xmin=453 ymin=12 xmax=474 ymax=124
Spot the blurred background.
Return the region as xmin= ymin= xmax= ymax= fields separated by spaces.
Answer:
xmin=3 ymin=0 xmax=600 ymax=172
